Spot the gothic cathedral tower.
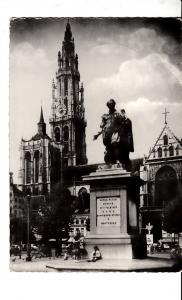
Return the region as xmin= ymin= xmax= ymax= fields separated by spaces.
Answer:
xmin=49 ymin=21 xmax=87 ymax=167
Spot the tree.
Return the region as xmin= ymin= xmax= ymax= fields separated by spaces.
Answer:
xmin=10 ymin=216 xmax=35 ymax=245
xmin=34 ymin=183 xmax=76 ymax=245
xmin=163 ymin=197 xmax=182 ymax=234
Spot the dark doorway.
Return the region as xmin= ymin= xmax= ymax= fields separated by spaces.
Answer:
xmin=155 ymin=166 xmax=178 ymax=208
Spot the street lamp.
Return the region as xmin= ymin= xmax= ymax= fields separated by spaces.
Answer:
xmin=26 ymin=194 xmax=32 ymax=261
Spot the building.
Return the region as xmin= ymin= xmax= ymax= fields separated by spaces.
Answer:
xmin=19 ymin=108 xmax=51 ymax=195
xmin=18 ymin=21 xmax=87 ymax=195
xmin=10 ymin=172 xmax=25 ymax=219
xmin=140 ymin=111 xmax=182 ymax=242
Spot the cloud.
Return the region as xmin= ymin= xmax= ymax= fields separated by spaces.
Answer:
xmin=86 ymin=95 xmax=182 ymax=164
xmin=9 ymin=18 xmax=182 ymax=182
xmin=9 ymin=42 xmax=55 ymax=182
xmin=88 ymin=53 xmax=182 ymax=105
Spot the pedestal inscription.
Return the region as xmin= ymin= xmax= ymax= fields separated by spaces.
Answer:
xmin=97 ymin=197 xmax=120 ymax=227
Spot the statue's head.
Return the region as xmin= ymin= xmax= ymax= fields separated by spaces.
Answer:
xmin=121 ymin=109 xmax=126 ymax=117
xmin=107 ymin=99 xmax=116 ymax=110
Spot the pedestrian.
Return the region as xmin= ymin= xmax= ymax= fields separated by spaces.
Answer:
xmin=88 ymin=246 xmax=102 ymax=262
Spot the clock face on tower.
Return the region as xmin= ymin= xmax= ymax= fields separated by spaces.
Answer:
xmin=55 ymin=101 xmax=66 ymax=118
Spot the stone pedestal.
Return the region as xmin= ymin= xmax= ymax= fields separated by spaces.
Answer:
xmin=83 ymin=164 xmax=142 ymax=259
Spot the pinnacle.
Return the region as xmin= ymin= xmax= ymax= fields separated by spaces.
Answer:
xmin=39 ymin=106 xmax=45 ymax=123
xmin=64 ymin=19 xmax=72 ymax=41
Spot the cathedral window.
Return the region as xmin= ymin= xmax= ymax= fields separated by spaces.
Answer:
xmin=64 ymin=97 xmax=68 ymax=112
xmin=34 ymin=150 xmax=39 ymax=183
xmin=63 ymin=126 xmax=69 ymax=141
xmin=163 ymin=134 xmax=168 ymax=145
xmin=59 ymin=80 xmax=61 ymax=96
xmin=164 ymin=148 xmax=167 ymax=157
xmin=55 ymin=127 xmax=60 ymax=142
xmin=25 ymin=152 xmax=31 ymax=184
xmin=169 ymin=145 xmax=174 ymax=156
xmin=157 ymin=147 xmax=162 ymax=158
xmin=64 ymin=77 xmax=68 ymax=96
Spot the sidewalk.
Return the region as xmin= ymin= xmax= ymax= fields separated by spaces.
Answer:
xmin=10 ymin=255 xmax=180 ymax=272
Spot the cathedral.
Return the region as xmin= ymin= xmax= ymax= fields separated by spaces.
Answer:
xmin=140 ymin=111 xmax=182 ymax=242
xmin=18 ymin=21 xmax=87 ymax=195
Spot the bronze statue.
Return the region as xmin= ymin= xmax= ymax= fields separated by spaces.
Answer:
xmin=93 ymin=99 xmax=134 ymax=170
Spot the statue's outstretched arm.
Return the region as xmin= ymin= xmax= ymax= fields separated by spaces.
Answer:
xmin=93 ymin=115 xmax=107 ymax=141
xmin=93 ymin=131 xmax=102 ymax=140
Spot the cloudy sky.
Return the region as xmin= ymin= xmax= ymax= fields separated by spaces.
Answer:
xmin=10 ymin=16 xmax=182 ymax=183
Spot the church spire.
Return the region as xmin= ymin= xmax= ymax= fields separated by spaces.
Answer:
xmin=38 ymin=106 xmax=46 ymax=135
xmin=39 ymin=106 xmax=44 ymax=123
xmin=64 ymin=19 xmax=72 ymax=41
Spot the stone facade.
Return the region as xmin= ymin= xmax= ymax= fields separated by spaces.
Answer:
xmin=18 ymin=21 xmax=87 ymax=195
xmin=140 ymin=121 xmax=182 ymax=242
xmin=10 ymin=172 xmax=25 ymax=219
xmin=49 ymin=21 xmax=87 ymax=167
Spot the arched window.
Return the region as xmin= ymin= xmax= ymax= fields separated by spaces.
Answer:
xmin=59 ymin=79 xmax=61 ymax=96
xmin=176 ymin=145 xmax=179 ymax=156
xmin=157 ymin=147 xmax=162 ymax=158
xmin=155 ymin=166 xmax=177 ymax=208
xmin=25 ymin=152 xmax=31 ymax=184
xmin=64 ymin=97 xmax=68 ymax=112
xmin=34 ymin=150 xmax=39 ymax=183
xmin=64 ymin=77 xmax=68 ymax=95
xmin=55 ymin=127 xmax=60 ymax=142
xmin=164 ymin=148 xmax=167 ymax=157
xmin=153 ymin=149 xmax=156 ymax=158
xmin=78 ymin=187 xmax=90 ymax=211
xmin=163 ymin=134 xmax=168 ymax=146
xmin=169 ymin=145 xmax=174 ymax=156
xmin=63 ymin=126 xmax=69 ymax=141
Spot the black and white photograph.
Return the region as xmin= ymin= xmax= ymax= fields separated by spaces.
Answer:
xmin=9 ymin=15 xmax=182 ymax=273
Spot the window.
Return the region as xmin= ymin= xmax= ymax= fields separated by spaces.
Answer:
xmin=164 ymin=148 xmax=167 ymax=157
xmin=63 ymin=126 xmax=69 ymax=141
xmin=157 ymin=147 xmax=162 ymax=158
xmin=176 ymin=146 xmax=179 ymax=156
xmin=64 ymin=97 xmax=68 ymax=112
xmin=25 ymin=152 xmax=31 ymax=184
xmin=64 ymin=77 xmax=68 ymax=96
xmin=169 ymin=145 xmax=174 ymax=156
xmin=55 ymin=127 xmax=60 ymax=142
xmin=163 ymin=134 xmax=168 ymax=146
xmin=153 ymin=149 xmax=156 ymax=158
xmin=34 ymin=151 xmax=39 ymax=183
xmin=81 ymin=219 xmax=84 ymax=224
xmin=76 ymin=219 xmax=79 ymax=225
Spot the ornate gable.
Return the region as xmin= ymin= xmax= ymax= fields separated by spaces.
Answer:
xmin=147 ymin=124 xmax=182 ymax=161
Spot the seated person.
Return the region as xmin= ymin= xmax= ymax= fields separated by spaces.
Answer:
xmin=89 ymin=246 xmax=102 ymax=262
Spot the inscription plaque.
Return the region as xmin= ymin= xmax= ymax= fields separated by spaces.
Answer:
xmin=97 ymin=197 xmax=120 ymax=226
